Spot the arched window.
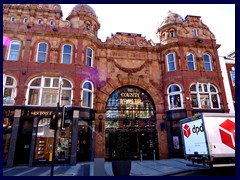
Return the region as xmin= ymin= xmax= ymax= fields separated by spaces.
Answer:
xmin=190 ymin=82 xmax=220 ymax=109
xmin=62 ymin=44 xmax=72 ymax=64
xmin=186 ymin=53 xmax=195 ymax=70
xmin=7 ymin=40 xmax=20 ymax=61
xmin=82 ymin=81 xmax=94 ymax=108
xmin=167 ymin=84 xmax=183 ymax=109
xmin=3 ymin=74 xmax=17 ymax=105
xmin=167 ymin=53 xmax=176 ymax=71
xmin=26 ymin=76 xmax=73 ymax=106
xmin=203 ymin=54 xmax=212 ymax=71
xmin=86 ymin=47 xmax=93 ymax=67
xmin=170 ymin=31 xmax=175 ymax=38
xmin=36 ymin=42 xmax=48 ymax=63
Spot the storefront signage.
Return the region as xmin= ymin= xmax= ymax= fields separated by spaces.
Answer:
xmin=30 ymin=111 xmax=52 ymax=116
xmin=120 ymin=92 xmax=140 ymax=98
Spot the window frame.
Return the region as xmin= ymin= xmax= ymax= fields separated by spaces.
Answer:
xmin=203 ymin=54 xmax=213 ymax=71
xmin=190 ymin=82 xmax=220 ymax=109
xmin=10 ymin=17 xmax=15 ymax=22
xmin=170 ymin=31 xmax=175 ymax=38
xmin=186 ymin=53 xmax=196 ymax=70
xmin=81 ymin=81 xmax=94 ymax=108
xmin=26 ymin=76 xmax=73 ymax=106
xmin=7 ymin=40 xmax=21 ymax=61
xmin=193 ymin=28 xmax=198 ymax=37
xmin=61 ymin=44 xmax=72 ymax=64
xmin=3 ymin=74 xmax=17 ymax=105
xmin=86 ymin=47 xmax=93 ymax=67
xmin=23 ymin=18 xmax=28 ymax=23
xmin=36 ymin=42 xmax=48 ymax=63
xmin=166 ymin=53 xmax=176 ymax=71
xmin=167 ymin=84 xmax=183 ymax=110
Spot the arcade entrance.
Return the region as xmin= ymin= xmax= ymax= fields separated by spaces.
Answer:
xmin=105 ymin=86 xmax=159 ymax=160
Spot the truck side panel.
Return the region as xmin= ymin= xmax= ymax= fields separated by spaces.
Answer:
xmin=203 ymin=115 xmax=235 ymax=157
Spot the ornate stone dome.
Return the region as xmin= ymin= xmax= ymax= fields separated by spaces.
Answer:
xmin=160 ymin=10 xmax=183 ymax=27
xmin=71 ymin=4 xmax=97 ymax=18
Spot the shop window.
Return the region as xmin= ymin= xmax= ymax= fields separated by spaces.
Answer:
xmin=167 ymin=53 xmax=176 ymax=71
xmin=190 ymin=83 xmax=220 ymax=109
xmin=86 ymin=47 xmax=93 ymax=67
xmin=62 ymin=44 xmax=72 ymax=64
xmin=27 ymin=76 xmax=73 ymax=106
xmin=168 ymin=84 xmax=183 ymax=109
xmin=3 ymin=117 xmax=13 ymax=162
xmin=186 ymin=53 xmax=196 ymax=70
xmin=34 ymin=118 xmax=72 ymax=162
xmin=82 ymin=81 xmax=94 ymax=108
xmin=3 ymin=74 xmax=17 ymax=105
xmin=203 ymin=54 xmax=212 ymax=71
xmin=36 ymin=42 xmax=47 ymax=63
xmin=7 ymin=40 xmax=20 ymax=61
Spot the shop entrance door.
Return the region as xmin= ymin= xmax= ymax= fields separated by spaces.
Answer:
xmin=14 ymin=119 xmax=33 ymax=165
xmin=77 ymin=125 xmax=89 ymax=162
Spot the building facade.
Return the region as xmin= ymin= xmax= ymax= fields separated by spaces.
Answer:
xmin=3 ymin=4 xmax=229 ymax=167
xmin=219 ymin=51 xmax=235 ymax=113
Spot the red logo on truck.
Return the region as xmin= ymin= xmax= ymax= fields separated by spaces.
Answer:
xmin=219 ymin=119 xmax=235 ymax=150
xmin=183 ymin=124 xmax=191 ymax=138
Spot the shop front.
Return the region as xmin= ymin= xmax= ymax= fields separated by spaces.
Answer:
xmin=3 ymin=106 xmax=96 ymax=167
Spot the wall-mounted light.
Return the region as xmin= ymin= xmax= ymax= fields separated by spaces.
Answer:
xmin=52 ymin=27 xmax=58 ymax=32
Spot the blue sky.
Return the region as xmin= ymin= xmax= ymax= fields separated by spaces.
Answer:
xmin=60 ymin=4 xmax=235 ymax=56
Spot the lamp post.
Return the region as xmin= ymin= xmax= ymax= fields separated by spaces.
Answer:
xmin=50 ymin=79 xmax=63 ymax=176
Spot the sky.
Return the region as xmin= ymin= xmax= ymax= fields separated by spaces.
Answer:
xmin=60 ymin=4 xmax=235 ymax=56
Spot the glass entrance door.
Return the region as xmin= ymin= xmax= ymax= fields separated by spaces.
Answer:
xmin=105 ymin=86 xmax=159 ymax=160
xmin=15 ymin=119 xmax=33 ymax=165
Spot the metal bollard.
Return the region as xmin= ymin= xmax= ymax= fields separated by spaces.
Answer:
xmin=140 ymin=150 xmax=142 ymax=161
xmin=153 ymin=149 xmax=155 ymax=161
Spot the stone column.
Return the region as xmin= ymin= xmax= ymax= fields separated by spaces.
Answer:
xmin=70 ymin=110 xmax=79 ymax=165
xmin=28 ymin=117 xmax=39 ymax=167
xmin=6 ymin=109 xmax=21 ymax=168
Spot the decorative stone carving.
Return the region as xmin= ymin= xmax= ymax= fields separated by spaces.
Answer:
xmin=106 ymin=32 xmax=153 ymax=47
xmin=113 ymin=59 xmax=147 ymax=73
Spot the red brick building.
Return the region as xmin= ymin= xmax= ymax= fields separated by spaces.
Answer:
xmin=3 ymin=4 xmax=229 ymax=167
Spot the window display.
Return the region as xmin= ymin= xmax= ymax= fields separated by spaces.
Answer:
xmin=34 ymin=118 xmax=72 ymax=162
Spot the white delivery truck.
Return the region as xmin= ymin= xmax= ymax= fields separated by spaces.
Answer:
xmin=180 ymin=113 xmax=235 ymax=168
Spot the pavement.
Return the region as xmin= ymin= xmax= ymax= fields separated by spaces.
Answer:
xmin=3 ymin=158 xmax=208 ymax=176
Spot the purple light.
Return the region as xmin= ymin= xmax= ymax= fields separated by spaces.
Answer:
xmin=3 ymin=36 xmax=11 ymax=46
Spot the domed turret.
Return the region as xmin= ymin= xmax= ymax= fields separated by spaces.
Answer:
xmin=160 ymin=11 xmax=183 ymax=28
xmin=71 ymin=4 xmax=97 ymax=18
xmin=66 ymin=4 xmax=100 ymax=35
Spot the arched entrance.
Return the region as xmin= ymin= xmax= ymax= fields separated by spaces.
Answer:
xmin=105 ymin=86 xmax=159 ymax=160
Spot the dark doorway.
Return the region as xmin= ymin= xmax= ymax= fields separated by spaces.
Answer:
xmin=77 ymin=125 xmax=89 ymax=162
xmin=14 ymin=118 xmax=33 ymax=165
